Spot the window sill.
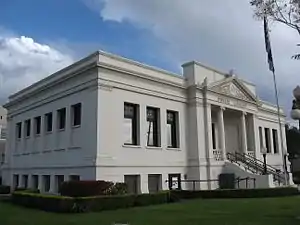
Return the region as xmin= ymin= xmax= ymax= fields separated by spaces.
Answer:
xmin=34 ymin=134 xmax=41 ymax=138
xmin=32 ymin=151 xmax=40 ymax=155
xmin=68 ymin=146 xmax=81 ymax=150
xmin=167 ymin=147 xmax=181 ymax=151
xmin=72 ymin=125 xmax=81 ymax=129
xmin=57 ymin=128 xmax=65 ymax=132
xmin=122 ymin=144 xmax=142 ymax=149
xmin=146 ymin=146 xmax=162 ymax=150
xmin=42 ymin=150 xmax=52 ymax=154
xmin=54 ymin=148 xmax=66 ymax=152
xmin=25 ymin=136 xmax=31 ymax=139
xmin=45 ymin=131 xmax=53 ymax=135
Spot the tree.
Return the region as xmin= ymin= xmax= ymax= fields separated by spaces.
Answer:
xmin=250 ymin=0 xmax=300 ymax=59
xmin=285 ymin=123 xmax=300 ymax=160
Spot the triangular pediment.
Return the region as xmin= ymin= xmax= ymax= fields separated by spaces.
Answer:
xmin=209 ymin=77 xmax=257 ymax=102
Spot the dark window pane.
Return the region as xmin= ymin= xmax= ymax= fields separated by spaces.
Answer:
xmin=272 ymin=129 xmax=279 ymax=154
xmin=212 ymin=123 xmax=216 ymax=150
xmin=57 ymin=108 xmax=66 ymax=130
xmin=72 ymin=103 xmax=81 ymax=126
xmin=35 ymin=116 xmax=41 ymax=135
xmin=25 ymin=119 xmax=31 ymax=137
xmin=16 ymin=122 xmax=22 ymax=139
xmin=45 ymin=113 xmax=53 ymax=132
xmin=259 ymin=126 xmax=263 ymax=152
xmin=265 ymin=128 xmax=271 ymax=153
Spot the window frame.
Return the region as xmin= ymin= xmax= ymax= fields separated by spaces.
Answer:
xmin=71 ymin=103 xmax=82 ymax=127
xmin=146 ymin=107 xmax=160 ymax=147
xmin=167 ymin=110 xmax=179 ymax=148
xmin=16 ymin=122 xmax=22 ymax=139
xmin=264 ymin=128 xmax=271 ymax=153
xmin=25 ymin=119 xmax=31 ymax=137
xmin=57 ymin=108 xmax=66 ymax=130
xmin=34 ymin=116 xmax=41 ymax=135
xmin=45 ymin=112 xmax=53 ymax=133
xmin=272 ymin=129 xmax=279 ymax=154
xmin=124 ymin=103 xmax=139 ymax=146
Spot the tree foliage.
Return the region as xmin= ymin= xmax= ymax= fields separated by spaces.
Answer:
xmin=250 ymin=0 xmax=300 ymax=59
xmin=285 ymin=123 xmax=300 ymax=159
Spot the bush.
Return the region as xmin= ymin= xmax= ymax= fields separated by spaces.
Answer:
xmin=107 ymin=182 xmax=128 ymax=195
xmin=14 ymin=188 xmax=40 ymax=194
xmin=12 ymin=191 xmax=171 ymax=213
xmin=0 ymin=185 xmax=10 ymax=194
xmin=134 ymin=192 xmax=170 ymax=206
xmin=170 ymin=187 xmax=299 ymax=200
xmin=59 ymin=180 xmax=114 ymax=197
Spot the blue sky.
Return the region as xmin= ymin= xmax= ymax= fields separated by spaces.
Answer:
xmin=0 ymin=0 xmax=300 ymax=119
xmin=0 ymin=0 xmax=174 ymax=71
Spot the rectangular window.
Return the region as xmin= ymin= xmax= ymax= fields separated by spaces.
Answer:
xmin=265 ymin=128 xmax=271 ymax=153
xmin=167 ymin=110 xmax=179 ymax=148
xmin=22 ymin=175 xmax=28 ymax=189
xmin=16 ymin=122 xmax=22 ymax=139
xmin=45 ymin=113 xmax=53 ymax=132
xmin=212 ymin=123 xmax=216 ymax=150
xmin=34 ymin=116 xmax=41 ymax=135
xmin=55 ymin=175 xmax=65 ymax=192
xmin=124 ymin=103 xmax=139 ymax=145
xmin=72 ymin=103 xmax=82 ymax=126
xmin=272 ymin=129 xmax=279 ymax=154
xmin=259 ymin=126 xmax=263 ymax=152
xmin=168 ymin=174 xmax=182 ymax=190
xmin=13 ymin=174 xmax=19 ymax=189
xmin=146 ymin=107 xmax=160 ymax=147
xmin=43 ymin=175 xmax=50 ymax=192
xmin=57 ymin=108 xmax=66 ymax=130
xmin=124 ymin=175 xmax=140 ymax=194
xmin=32 ymin=175 xmax=39 ymax=190
xmin=148 ymin=174 xmax=162 ymax=193
xmin=25 ymin=119 xmax=31 ymax=137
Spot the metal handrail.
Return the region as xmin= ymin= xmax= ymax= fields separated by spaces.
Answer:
xmin=227 ymin=152 xmax=285 ymax=183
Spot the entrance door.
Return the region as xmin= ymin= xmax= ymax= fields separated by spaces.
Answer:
xmin=225 ymin=124 xmax=240 ymax=154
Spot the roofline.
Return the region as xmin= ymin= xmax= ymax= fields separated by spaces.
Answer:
xmin=8 ymin=51 xmax=100 ymax=100
xmin=182 ymin=60 xmax=256 ymax=86
xmin=97 ymin=50 xmax=182 ymax=79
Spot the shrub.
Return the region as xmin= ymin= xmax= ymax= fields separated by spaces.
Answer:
xmin=170 ymin=187 xmax=299 ymax=200
xmin=14 ymin=188 xmax=40 ymax=194
xmin=0 ymin=185 xmax=10 ymax=194
xmin=12 ymin=191 xmax=171 ymax=213
xmin=59 ymin=180 xmax=114 ymax=197
xmin=107 ymin=182 xmax=128 ymax=195
xmin=134 ymin=192 xmax=170 ymax=206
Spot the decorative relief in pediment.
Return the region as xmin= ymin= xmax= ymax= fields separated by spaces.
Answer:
xmin=212 ymin=82 xmax=250 ymax=101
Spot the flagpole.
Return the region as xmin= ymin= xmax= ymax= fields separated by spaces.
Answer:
xmin=271 ymin=70 xmax=289 ymax=185
xmin=263 ymin=14 xmax=288 ymax=185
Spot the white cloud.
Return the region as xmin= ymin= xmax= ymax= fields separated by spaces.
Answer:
xmin=0 ymin=34 xmax=74 ymax=102
xmin=88 ymin=0 xmax=300 ymax=117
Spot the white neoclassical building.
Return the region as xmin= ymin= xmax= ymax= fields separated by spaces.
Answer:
xmin=1 ymin=51 xmax=293 ymax=193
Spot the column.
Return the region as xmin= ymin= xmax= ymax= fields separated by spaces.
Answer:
xmin=38 ymin=175 xmax=43 ymax=192
xmin=241 ymin=112 xmax=248 ymax=154
xmin=217 ymin=107 xmax=226 ymax=160
xmin=49 ymin=175 xmax=56 ymax=193
xmin=252 ymin=114 xmax=260 ymax=158
xmin=28 ymin=175 xmax=32 ymax=189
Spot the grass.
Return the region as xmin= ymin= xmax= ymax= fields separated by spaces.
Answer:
xmin=1 ymin=197 xmax=300 ymax=225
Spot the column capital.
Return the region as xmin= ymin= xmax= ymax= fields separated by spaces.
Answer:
xmin=220 ymin=106 xmax=226 ymax=111
xmin=242 ymin=111 xmax=247 ymax=116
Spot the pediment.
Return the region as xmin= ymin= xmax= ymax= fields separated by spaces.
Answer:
xmin=210 ymin=78 xmax=257 ymax=102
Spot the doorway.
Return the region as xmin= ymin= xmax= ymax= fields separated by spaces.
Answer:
xmin=225 ymin=123 xmax=241 ymax=154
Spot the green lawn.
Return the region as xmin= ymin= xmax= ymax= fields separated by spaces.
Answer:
xmin=1 ymin=197 xmax=300 ymax=225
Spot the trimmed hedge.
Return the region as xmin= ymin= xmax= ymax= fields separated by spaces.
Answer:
xmin=0 ymin=185 xmax=10 ymax=194
xmin=170 ymin=187 xmax=299 ymax=200
xmin=12 ymin=191 xmax=170 ymax=213
xmin=59 ymin=181 xmax=128 ymax=197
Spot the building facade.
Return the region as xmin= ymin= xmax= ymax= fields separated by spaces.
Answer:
xmin=1 ymin=51 xmax=293 ymax=193
xmin=0 ymin=106 xmax=7 ymax=183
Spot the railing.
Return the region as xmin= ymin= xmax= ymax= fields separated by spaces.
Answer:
xmin=227 ymin=152 xmax=286 ymax=184
xmin=235 ymin=177 xmax=256 ymax=189
xmin=165 ymin=178 xmax=257 ymax=191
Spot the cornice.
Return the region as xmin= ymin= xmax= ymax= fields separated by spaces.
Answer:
xmin=97 ymin=62 xmax=186 ymax=90
xmin=5 ymin=64 xmax=98 ymax=109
